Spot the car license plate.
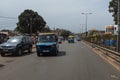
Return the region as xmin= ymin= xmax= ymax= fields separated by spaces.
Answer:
xmin=42 ymin=50 xmax=49 ymax=52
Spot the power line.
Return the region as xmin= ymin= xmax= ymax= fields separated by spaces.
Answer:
xmin=0 ymin=22 xmax=17 ymax=25
xmin=0 ymin=16 xmax=17 ymax=19
xmin=0 ymin=23 xmax=16 ymax=26
xmin=0 ymin=19 xmax=17 ymax=21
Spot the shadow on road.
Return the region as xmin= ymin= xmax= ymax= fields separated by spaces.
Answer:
xmin=2 ymin=51 xmax=34 ymax=57
xmin=0 ymin=64 xmax=5 ymax=68
xmin=39 ymin=51 xmax=66 ymax=57
xmin=57 ymin=51 xmax=66 ymax=57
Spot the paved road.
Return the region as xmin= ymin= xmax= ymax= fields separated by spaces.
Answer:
xmin=0 ymin=41 xmax=120 ymax=80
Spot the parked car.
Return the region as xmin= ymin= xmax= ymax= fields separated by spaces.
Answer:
xmin=0 ymin=35 xmax=33 ymax=56
xmin=36 ymin=33 xmax=59 ymax=56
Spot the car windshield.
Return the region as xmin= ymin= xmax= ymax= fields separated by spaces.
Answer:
xmin=38 ymin=35 xmax=55 ymax=42
xmin=7 ymin=37 xmax=21 ymax=43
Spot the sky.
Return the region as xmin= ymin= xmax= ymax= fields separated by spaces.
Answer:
xmin=0 ymin=0 xmax=114 ymax=33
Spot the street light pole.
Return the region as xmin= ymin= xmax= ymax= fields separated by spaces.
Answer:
xmin=117 ymin=0 xmax=120 ymax=52
xmin=81 ymin=24 xmax=84 ymax=39
xmin=81 ymin=24 xmax=85 ymax=33
xmin=30 ymin=18 xmax=32 ymax=36
xmin=81 ymin=13 xmax=92 ymax=36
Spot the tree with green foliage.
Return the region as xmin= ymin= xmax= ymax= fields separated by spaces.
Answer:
xmin=41 ymin=25 xmax=51 ymax=32
xmin=15 ymin=9 xmax=46 ymax=34
xmin=109 ymin=0 xmax=118 ymax=24
xmin=60 ymin=30 xmax=72 ymax=38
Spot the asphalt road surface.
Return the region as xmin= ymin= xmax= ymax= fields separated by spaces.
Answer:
xmin=0 ymin=41 xmax=120 ymax=80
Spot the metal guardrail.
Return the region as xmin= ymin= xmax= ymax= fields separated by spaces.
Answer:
xmin=94 ymin=44 xmax=120 ymax=56
xmin=84 ymin=41 xmax=120 ymax=57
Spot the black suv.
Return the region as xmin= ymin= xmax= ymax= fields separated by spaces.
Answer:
xmin=0 ymin=35 xmax=33 ymax=56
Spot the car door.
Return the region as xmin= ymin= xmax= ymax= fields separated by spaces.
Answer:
xmin=22 ymin=37 xmax=27 ymax=50
xmin=25 ymin=37 xmax=30 ymax=49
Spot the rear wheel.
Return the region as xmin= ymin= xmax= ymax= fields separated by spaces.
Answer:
xmin=28 ymin=46 xmax=32 ymax=53
xmin=17 ymin=48 xmax=22 ymax=56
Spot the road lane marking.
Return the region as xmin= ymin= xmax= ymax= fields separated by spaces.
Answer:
xmin=41 ymin=59 xmax=46 ymax=63
xmin=80 ymin=46 xmax=85 ymax=48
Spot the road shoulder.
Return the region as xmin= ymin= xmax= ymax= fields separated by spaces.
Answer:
xmin=82 ymin=41 xmax=120 ymax=71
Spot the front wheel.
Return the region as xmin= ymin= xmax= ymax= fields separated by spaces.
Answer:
xmin=28 ymin=46 xmax=32 ymax=53
xmin=53 ymin=49 xmax=58 ymax=56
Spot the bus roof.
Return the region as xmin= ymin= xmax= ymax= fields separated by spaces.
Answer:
xmin=38 ymin=33 xmax=56 ymax=35
xmin=68 ymin=35 xmax=74 ymax=38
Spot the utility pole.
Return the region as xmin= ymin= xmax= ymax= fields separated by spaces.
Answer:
xmin=30 ymin=18 xmax=32 ymax=36
xmin=53 ymin=27 xmax=55 ymax=34
xmin=80 ymin=24 xmax=84 ymax=39
xmin=117 ymin=0 xmax=120 ymax=52
xmin=80 ymin=24 xmax=85 ymax=33
xmin=81 ymin=13 xmax=92 ymax=37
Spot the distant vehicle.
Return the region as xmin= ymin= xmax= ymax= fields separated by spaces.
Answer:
xmin=58 ymin=38 xmax=62 ymax=44
xmin=76 ymin=37 xmax=81 ymax=41
xmin=68 ymin=35 xmax=74 ymax=43
xmin=58 ymin=36 xmax=63 ymax=44
xmin=0 ymin=35 xmax=33 ymax=56
xmin=36 ymin=33 xmax=59 ymax=56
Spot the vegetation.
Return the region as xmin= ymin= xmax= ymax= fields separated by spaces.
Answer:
xmin=41 ymin=25 xmax=51 ymax=32
xmin=60 ymin=30 xmax=72 ymax=38
xmin=109 ymin=0 xmax=118 ymax=24
xmin=15 ymin=9 xmax=46 ymax=34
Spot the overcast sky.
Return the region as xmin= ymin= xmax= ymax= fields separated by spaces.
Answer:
xmin=0 ymin=0 xmax=114 ymax=33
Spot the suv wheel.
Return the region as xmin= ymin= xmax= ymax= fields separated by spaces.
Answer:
xmin=18 ymin=48 xmax=22 ymax=56
xmin=28 ymin=46 xmax=32 ymax=53
xmin=53 ymin=49 xmax=58 ymax=56
xmin=1 ymin=53 xmax=5 ymax=57
xmin=37 ymin=52 xmax=40 ymax=57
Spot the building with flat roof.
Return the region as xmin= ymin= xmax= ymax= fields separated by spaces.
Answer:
xmin=105 ymin=25 xmax=117 ymax=35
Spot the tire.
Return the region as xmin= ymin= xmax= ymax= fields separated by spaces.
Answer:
xmin=37 ymin=52 xmax=40 ymax=57
xmin=17 ymin=48 xmax=22 ymax=56
xmin=53 ymin=49 xmax=58 ymax=56
xmin=28 ymin=46 xmax=32 ymax=53
xmin=1 ymin=53 xmax=5 ymax=57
